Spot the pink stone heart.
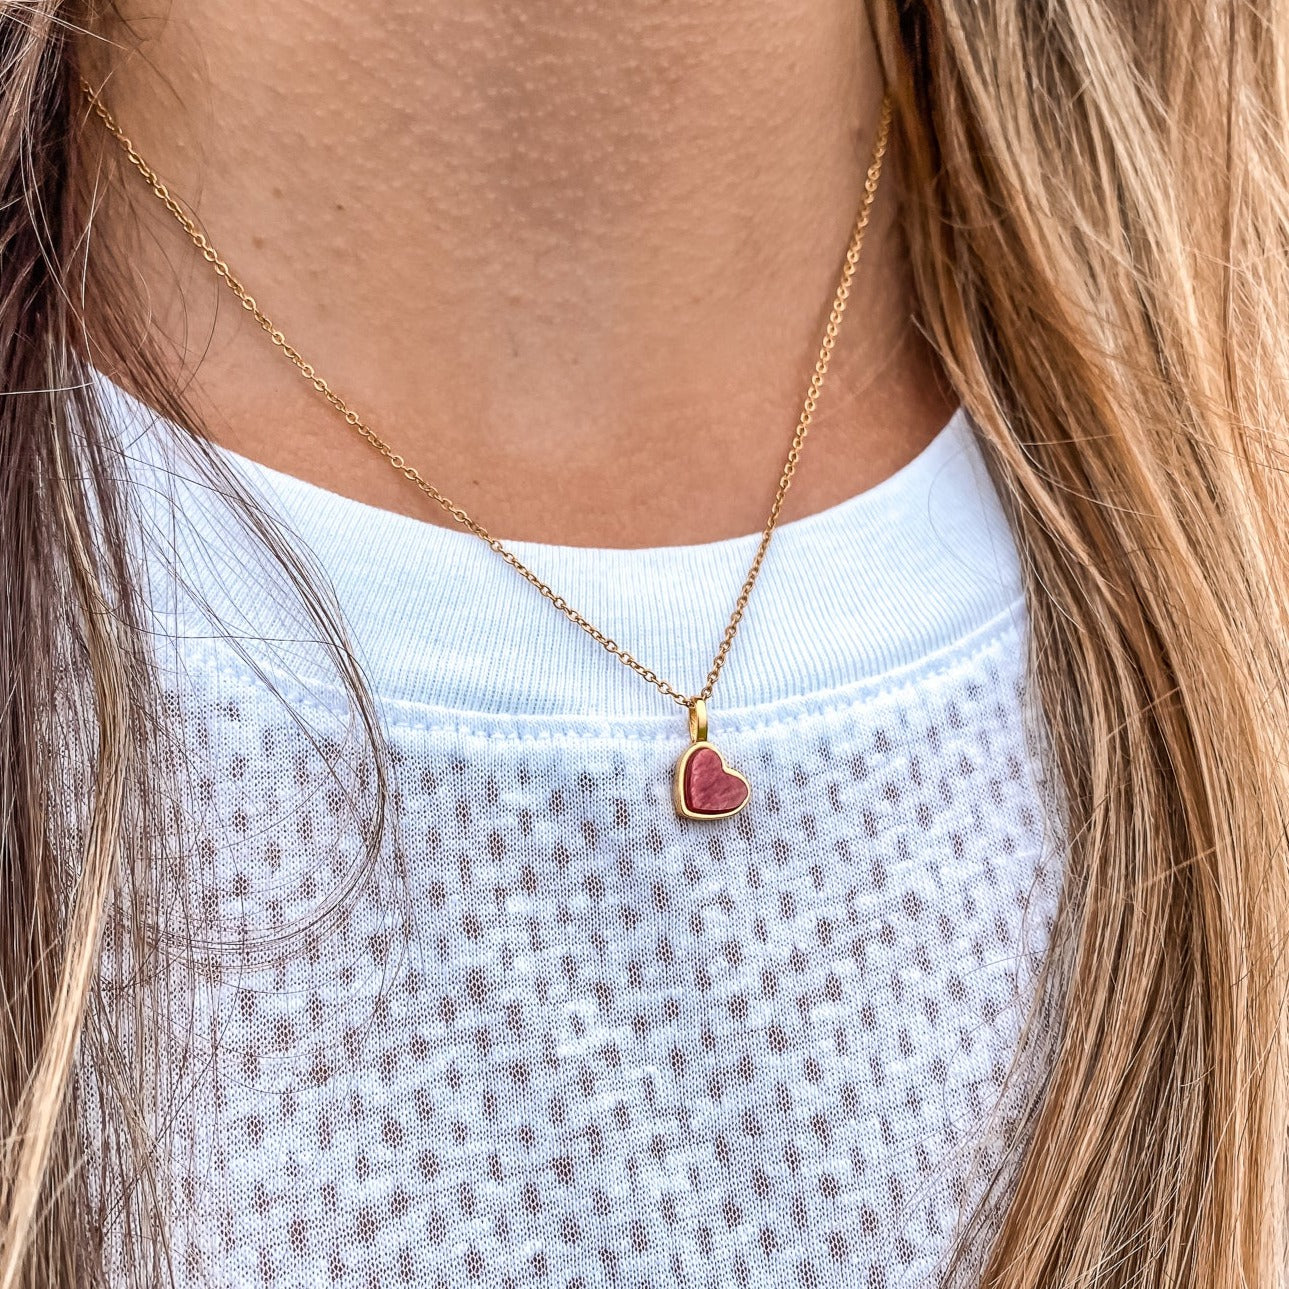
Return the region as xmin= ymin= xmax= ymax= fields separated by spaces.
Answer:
xmin=682 ymin=745 xmax=750 ymax=817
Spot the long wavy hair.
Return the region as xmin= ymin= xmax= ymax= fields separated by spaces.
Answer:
xmin=3 ymin=1 xmax=1287 ymax=1286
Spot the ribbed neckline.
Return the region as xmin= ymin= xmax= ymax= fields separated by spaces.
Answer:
xmin=98 ymin=370 xmax=1025 ymax=725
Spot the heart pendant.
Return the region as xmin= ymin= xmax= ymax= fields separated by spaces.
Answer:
xmin=674 ymin=700 xmax=750 ymax=820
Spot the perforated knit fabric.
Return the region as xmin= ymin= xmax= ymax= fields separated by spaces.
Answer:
xmin=101 ymin=375 xmax=1065 ymax=1289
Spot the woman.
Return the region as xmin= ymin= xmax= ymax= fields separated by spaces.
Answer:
xmin=2 ymin=1 xmax=1286 ymax=1286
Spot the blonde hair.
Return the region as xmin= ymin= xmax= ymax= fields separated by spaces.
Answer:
xmin=872 ymin=0 xmax=1289 ymax=1281
xmin=2 ymin=1 xmax=1288 ymax=1285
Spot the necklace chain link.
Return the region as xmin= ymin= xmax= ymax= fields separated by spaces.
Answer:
xmin=85 ymin=82 xmax=893 ymax=712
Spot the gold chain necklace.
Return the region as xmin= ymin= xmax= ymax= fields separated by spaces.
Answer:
xmin=85 ymin=82 xmax=893 ymax=821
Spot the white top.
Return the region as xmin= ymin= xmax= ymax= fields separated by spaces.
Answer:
xmin=99 ymin=373 xmax=1062 ymax=1289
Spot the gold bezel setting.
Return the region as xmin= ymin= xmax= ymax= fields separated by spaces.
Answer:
xmin=674 ymin=729 xmax=751 ymax=821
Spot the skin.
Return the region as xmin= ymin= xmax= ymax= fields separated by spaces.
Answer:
xmin=92 ymin=1 xmax=957 ymax=547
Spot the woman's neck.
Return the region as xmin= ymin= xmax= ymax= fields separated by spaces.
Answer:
xmin=93 ymin=1 xmax=956 ymax=546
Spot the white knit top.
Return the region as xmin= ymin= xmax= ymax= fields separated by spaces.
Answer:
xmin=101 ymin=373 xmax=1062 ymax=1289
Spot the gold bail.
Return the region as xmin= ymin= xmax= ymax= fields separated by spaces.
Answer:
xmin=688 ymin=699 xmax=709 ymax=744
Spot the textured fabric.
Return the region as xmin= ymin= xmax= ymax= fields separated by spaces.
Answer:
xmin=100 ymin=374 xmax=1064 ymax=1289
